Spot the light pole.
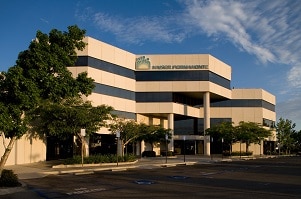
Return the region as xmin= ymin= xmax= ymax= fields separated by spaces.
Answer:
xmin=165 ymin=133 xmax=168 ymax=164
xmin=183 ymin=136 xmax=186 ymax=163
xmin=240 ymin=140 xmax=242 ymax=159
xmin=116 ymin=131 xmax=120 ymax=166
xmin=210 ymin=137 xmax=213 ymax=160
xmin=221 ymin=138 xmax=224 ymax=160
xmin=80 ymin=129 xmax=86 ymax=167
xmin=259 ymin=139 xmax=262 ymax=157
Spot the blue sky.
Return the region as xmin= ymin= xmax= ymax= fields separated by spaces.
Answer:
xmin=1 ymin=0 xmax=300 ymax=130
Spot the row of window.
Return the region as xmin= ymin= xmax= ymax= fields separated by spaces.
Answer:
xmin=76 ymin=56 xmax=135 ymax=79
xmin=93 ymin=83 xmax=275 ymax=112
xmin=174 ymin=118 xmax=232 ymax=135
xmin=262 ymin=118 xmax=276 ymax=128
xmin=136 ymin=92 xmax=275 ymax=111
xmin=211 ymin=99 xmax=275 ymax=111
xmin=136 ymin=71 xmax=230 ymax=89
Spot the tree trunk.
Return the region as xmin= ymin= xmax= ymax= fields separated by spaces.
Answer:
xmin=0 ymin=136 xmax=17 ymax=173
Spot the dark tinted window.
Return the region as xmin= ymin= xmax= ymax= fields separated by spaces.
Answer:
xmin=75 ymin=56 xmax=135 ymax=79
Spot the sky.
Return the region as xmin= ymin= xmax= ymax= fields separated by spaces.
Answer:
xmin=1 ymin=0 xmax=300 ymax=130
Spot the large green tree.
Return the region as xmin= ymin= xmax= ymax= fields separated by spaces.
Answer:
xmin=206 ymin=121 xmax=271 ymax=153
xmin=138 ymin=124 xmax=171 ymax=151
xmin=205 ymin=121 xmax=236 ymax=153
xmin=276 ymin=118 xmax=296 ymax=154
xmin=235 ymin=121 xmax=271 ymax=153
xmin=109 ymin=119 xmax=171 ymax=155
xmin=291 ymin=130 xmax=301 ymax=153
xmin=0 ymin=25 xmax=93 ymax=171
xmin=31 ymin=98 xmax=114 ymax=156
xmin=109 ymin=118 xmax=141 ymax=156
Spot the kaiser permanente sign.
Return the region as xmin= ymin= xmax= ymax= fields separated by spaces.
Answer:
xmin=136 ymin=56 xmax=208 ymax=70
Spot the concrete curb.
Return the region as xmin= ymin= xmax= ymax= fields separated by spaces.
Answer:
xmin=52 ymin=160 xmax=138 ymax=169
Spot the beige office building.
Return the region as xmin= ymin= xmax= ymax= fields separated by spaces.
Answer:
xmin=1 ymin=36 xmax=276 ymax=165
xmin=70 ymin=37 xmax=276 ymax=156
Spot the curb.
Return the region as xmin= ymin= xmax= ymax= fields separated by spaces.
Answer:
xmin=52 ymin=160 xmax=138 ymax=169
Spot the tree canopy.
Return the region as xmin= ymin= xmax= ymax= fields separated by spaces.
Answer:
xmin=109 ymin=118 xmax=171 ymax=155
xmin=235 ymin=121 xmax=271 ymax=152
xmin=206 ymin=121 xmax=271 ymax=153
xmin=276 ymin=117 xmax=296 ymax=154
xmin=31 ymin=98 xmax=114 ymax=139
xmin=0 ymin=25 xmax=94 ymax=171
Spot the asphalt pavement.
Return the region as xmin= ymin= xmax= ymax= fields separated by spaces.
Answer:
xmin=0 ymin=154 xmax=276 ymax=197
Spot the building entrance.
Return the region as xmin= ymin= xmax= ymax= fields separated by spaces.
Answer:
xmin=174 ymin=140 xmax=203 ymax=155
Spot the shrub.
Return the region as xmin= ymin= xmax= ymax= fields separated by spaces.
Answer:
xmin=160 ymin=151 xmax=175 ymax=156
xmin=142 ymin=151 xmax=156 ymax=157
xmin=0 ymin=169 xmax=21 ymax=187
xmin=225 ymin=151 xmax=253 ymax=156
xmin=63 ymin=154 xmax=137 ymax=165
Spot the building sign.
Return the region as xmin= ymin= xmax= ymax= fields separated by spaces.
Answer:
xmin=135 ymin=56 xmax=151 ymax=70
xmin=136 ymin=56 xmax=208 ymax=70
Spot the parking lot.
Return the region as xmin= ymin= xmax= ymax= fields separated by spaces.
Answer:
xmin=4 ymin=156 xmax=301 ymax=199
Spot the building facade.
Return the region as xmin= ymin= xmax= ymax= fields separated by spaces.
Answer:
xmin=69 ymin=36 xmax=276 ymax=156
xmin=1 ymin=36 xmax=276 ymax=165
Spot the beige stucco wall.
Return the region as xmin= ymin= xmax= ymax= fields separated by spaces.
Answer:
xmin=70 ymin=37 xmax=137 ymax=113
xmin=137 ymin=102 xmax=201 ymax=118
xmin=231 ymin=88 xmax=276 ymax=125
xmin=232 ymin=142 xmax=263 ymax=155
xmin=77 ymin=37 xmax=136 ymax=70
xmin=1 ymin=135 xmax=46 ymax=166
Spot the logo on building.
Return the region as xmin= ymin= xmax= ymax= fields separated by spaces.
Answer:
xmin=136 ymin=56 xmax=150 ymax=70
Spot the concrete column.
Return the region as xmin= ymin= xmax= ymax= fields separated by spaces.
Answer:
xmin=203 ymin=92 xmax=210 ymax=155
xmin=168 ymin=113 xmax=174 ymax=152
xmin=140 ymin=140 xmax=145 ymax=155
xmin=84 ymin=137 xmax=90 ymax=157
xmin=136 ymin=141 xmax=141 ymax=156
xmin=204 ymin=92 xmax=210 ymax=131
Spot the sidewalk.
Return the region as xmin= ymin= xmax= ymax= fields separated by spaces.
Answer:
xmin=2 ymin=155 xmax=213 ymax=180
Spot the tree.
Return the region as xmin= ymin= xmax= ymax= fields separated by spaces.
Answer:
xmin=235 ymin=121 xmax=271 ymax=153
xmin=205 ymin=122 xmax=235 ymax=154
xmin=0 ymin=25 xmax=93 ymax=172
xmin=276 ymin=118 xmax=296 ymax=154
xmin=291 ymin=130 xmax=301 ymax=153
xmin=138 ymin=124 xmax=171 ymax=151
xmin=109 ymin=118 xmax=141 ymax=156
xmin=109 ymin=119 xmax=171 ymax=155
xmin=30 ymin=98 xmax=114 ymax=156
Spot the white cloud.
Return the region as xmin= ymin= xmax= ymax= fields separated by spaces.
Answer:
xmin=276 ymin=96 xmax=301 ymax=131
xmin=288 ymin=66 xmax=301 ymax=88
xmin=74 ymin=0 xmax=301 ymax=128
xmin=76 ymin=0 xmax=301 ymax=88
xmin=89 ymin=11 xmax=186 ymax=45
xmin=183 ymin=0 xmax=301 ymax=90
xmin=183 ymin=0 xmax=276 ymax=64
xmin=76 ymin=0 xmax=301 ymax=91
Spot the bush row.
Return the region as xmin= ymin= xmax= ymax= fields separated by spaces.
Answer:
xmin=63 ymin=154 xmax=137 ymax=165
xmin=223 ymin=151 xmax=253 ymax=156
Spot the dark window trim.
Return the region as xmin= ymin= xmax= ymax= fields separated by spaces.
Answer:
xmin=136 ymin=71 xmax=230 ymax=89
xmin=94 ymin=83 xmax=135 ymax=101
xmin=211 ymin=99 xmax=275 ymax=111
xmin=75 ymin=56 xmax=135 ymax=79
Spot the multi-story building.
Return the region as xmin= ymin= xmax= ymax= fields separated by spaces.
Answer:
xmin=69 ymin=36 xmax=276 ymax=157
xmin=1 ymin=36 xmax=276 ymax=165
